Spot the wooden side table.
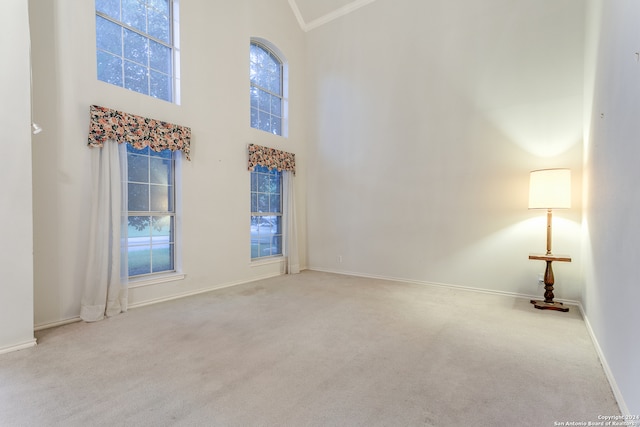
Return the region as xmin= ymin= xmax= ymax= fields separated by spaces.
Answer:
xmin=529 ymin=253 xmax=571 ymax=312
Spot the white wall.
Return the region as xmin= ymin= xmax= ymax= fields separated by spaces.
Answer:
xmin=0 ymin=0 xmax=36 ymax=352
xmin=306 ymin=0 xmax=585 ymax=299
xmin=29 ymin=0 xmax=307 ymax=327
xmin=583 ymin=0 xmax=640 ymax=415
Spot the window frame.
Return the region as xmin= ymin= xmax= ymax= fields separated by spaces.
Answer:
xmin=250 ymin=39 xmax=288 ymax=137
xmin=95 ymin=0 xmax=181 ymax=104
xmin=250 ymin=165 xmax=283 ymax=260
xmin=124 ymin=145 xmax=182 ymax=282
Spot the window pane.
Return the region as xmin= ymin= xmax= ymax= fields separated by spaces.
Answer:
xmin=250 ymin=193 xmax=258 ymax=212
xmin=149 ymin=41 xmax=171 ymax=73
xmin=250 ymin=87 xmax=259 ymax=109
xmin=270 ymin=96 xmax=282 ymax=117
xmin=96 ymin=16 xmax=122 ymax=56
xmin=258 ymin=110 xmax=271 ymax=133
xmin=250 ymin=216 xmax=260 ymax=257
xmin=250 ymin=172 xmax=257 ymax=192
xmin=149 ymin=157 xmax=171 ymax=184
xmin=249 ymin=44 xmax=261 ymax=63
xmin=257 ymin=89 xmax=270 ymax=112
xmin=149 ymin=0 xmax=169 ymax=15
xmin=128 ymin=215 xmax=150 ymax=237
xmin=122 ymin=0 xmax=146 ymax=33
xmin=257 ymin=173 xmax=269 ymax=192
xmin=97 ymin=51 xmax=123 ymax=86
xmin=129 ymin=245 xmax=151 ymax=276
xmin=128 ymin=183 xmax=149 ymax=211
xmin=124 ymin=29 xmax=148 ymax=65
xmin=152 ymin=244 xmax=173 ymax=272
xmin=270 ymin=194 xmax=281 ymax=213
xmin=259 ymin=215 xmax=277 ymax=234
xmin=257 ymin=194 xmax=269 ymax=212
xmin=150 ymin=70 xmax=171 ymax=101
xmin=149 ymin=148 xmax=172 ymax=158
xmin=250 ymin=45 xmax=267 ymax=70
xmin=96 ymin=0 xmax=121 ymax=19
xmin=250 ymin=108 xmax=259 ymax=129
xmin=272 ymin=235 xmax=282 ymax=256
xmin=151 ymin=215 xmax=173 ymax=239
xmin=124 ymin=60 xmax=149 ymax=94
xmin=256 ymin=67 xmax=269 ymax=90
xmin=271 ymin=117 xmax=282 ymax=136
xmin=127 ymin=215 xmax=152 ymax=277
xmin=268 ymin=72 xmax=281 ymax=94
xmin=270 ymin=174 xmax=280 ymax=194
xmin=127 ymin=144 xmax=149 ymax=155
xmin=127 ymin=153 xmax=149 ymax=182
xmin=150 ymin=185 xmax=172 ymax=211
xmin=148 ymin=8 xmax=170 ymax=43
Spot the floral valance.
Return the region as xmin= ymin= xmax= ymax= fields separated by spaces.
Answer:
xmin=248 ymin=144 xmax=296 ymax=174
xmin=88 ymin=105 xmax=192 ymax=160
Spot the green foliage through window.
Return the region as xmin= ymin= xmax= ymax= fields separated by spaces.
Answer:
xmin=125 ymin=145 xmax=176 ymax=277
xmin=251 ymin=165 xmax=282 ymax=259
xmin=96 ymin=0 xmax=178 ymax=103
xmin=250 ymin=41 xmax=283 ymax=136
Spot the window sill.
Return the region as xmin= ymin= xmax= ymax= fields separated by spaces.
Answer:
xmin=250 ymin=256 xmax=284 ymax=267
xmin=128 ymin=272 xmax=186 ymax=289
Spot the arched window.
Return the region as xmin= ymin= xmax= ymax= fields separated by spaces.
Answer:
xmin=250 ymin=40 xmax=287 ymax=136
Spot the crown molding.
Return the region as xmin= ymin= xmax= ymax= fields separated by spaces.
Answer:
xmin=289 ymin=0 xmax=378 ymax=32
xmin=287 ymin=0 xmax=307 ymax=31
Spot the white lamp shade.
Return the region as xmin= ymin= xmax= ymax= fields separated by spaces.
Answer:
xmin=529 ymin=168 xmax=571 ymax=209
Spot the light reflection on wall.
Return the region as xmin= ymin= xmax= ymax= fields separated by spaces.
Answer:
xmin=483 ymin=95 xmax=583 ymax=158
xmin=426 ymin=215 xmax=583 ymax=299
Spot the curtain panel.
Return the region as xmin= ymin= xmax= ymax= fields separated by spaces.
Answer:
xmin=248 ymin=143 xmax=295 ymax=174
xmin=80 ymin=141 xmax=128 ymax=322
xmin=283 ymin=171 xmax=300 ymax=274
xmin=88 ymin=105 xmax=192 ymax=160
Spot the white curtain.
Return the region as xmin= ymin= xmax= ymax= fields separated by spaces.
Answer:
xmin=283 ymin=171 xmax=300 ymax=274
xmin=80 ymin=141 xmax=128 ymax=322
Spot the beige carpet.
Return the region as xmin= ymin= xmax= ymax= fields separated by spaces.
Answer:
xmin=0 ymin=271 xmax=620 ymax=426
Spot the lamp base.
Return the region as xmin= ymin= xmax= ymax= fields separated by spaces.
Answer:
xmin=530 ymin=299 xmax=569 ymax=312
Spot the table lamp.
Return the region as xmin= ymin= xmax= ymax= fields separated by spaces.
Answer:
xmin=528 ymin=168 xmax=572 ymax=311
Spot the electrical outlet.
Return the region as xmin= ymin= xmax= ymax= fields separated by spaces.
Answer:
xmin=337 ymin=255 xmax=343 ymax=263
xmin=538 ymin=273 xmax=544 ymax=285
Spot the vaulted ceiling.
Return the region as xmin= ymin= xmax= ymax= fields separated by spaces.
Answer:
xmin=288 ymin=0 xmax=377 ymax=31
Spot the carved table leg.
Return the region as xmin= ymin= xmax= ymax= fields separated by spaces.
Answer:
xmin=530 ymin=260 xmax=569 ymax=312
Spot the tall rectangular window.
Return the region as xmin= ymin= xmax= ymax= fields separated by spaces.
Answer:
xmin=126 ymin=145 xmax=176 ymax=277
xmin=250 ymin=165 xmax=282 ymax=259
xmin=96 ymin=0 xmax=180 ymax=103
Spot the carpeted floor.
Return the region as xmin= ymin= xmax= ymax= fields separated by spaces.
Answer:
xmin=0 ymin=271 xmax=621 ymax=426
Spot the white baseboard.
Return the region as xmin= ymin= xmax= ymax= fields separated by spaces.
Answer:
xmin=34 ymin=317 xmax=81 ymax=331
xmin=0 ymin=338 xmax=37 ymax=355
xmin=577 ymin=302 xmax=629 ymax=415
xmin=34 ymin=272 xmax=286 ymax=331
xmin=128 ymin=271 xmax=284 ymax=310
xmin=308 ymin=266 xmax=581 ymax=306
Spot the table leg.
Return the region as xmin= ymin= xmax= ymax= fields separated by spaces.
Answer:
xmin=530 ymin=260 xmax=569 ymax=312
